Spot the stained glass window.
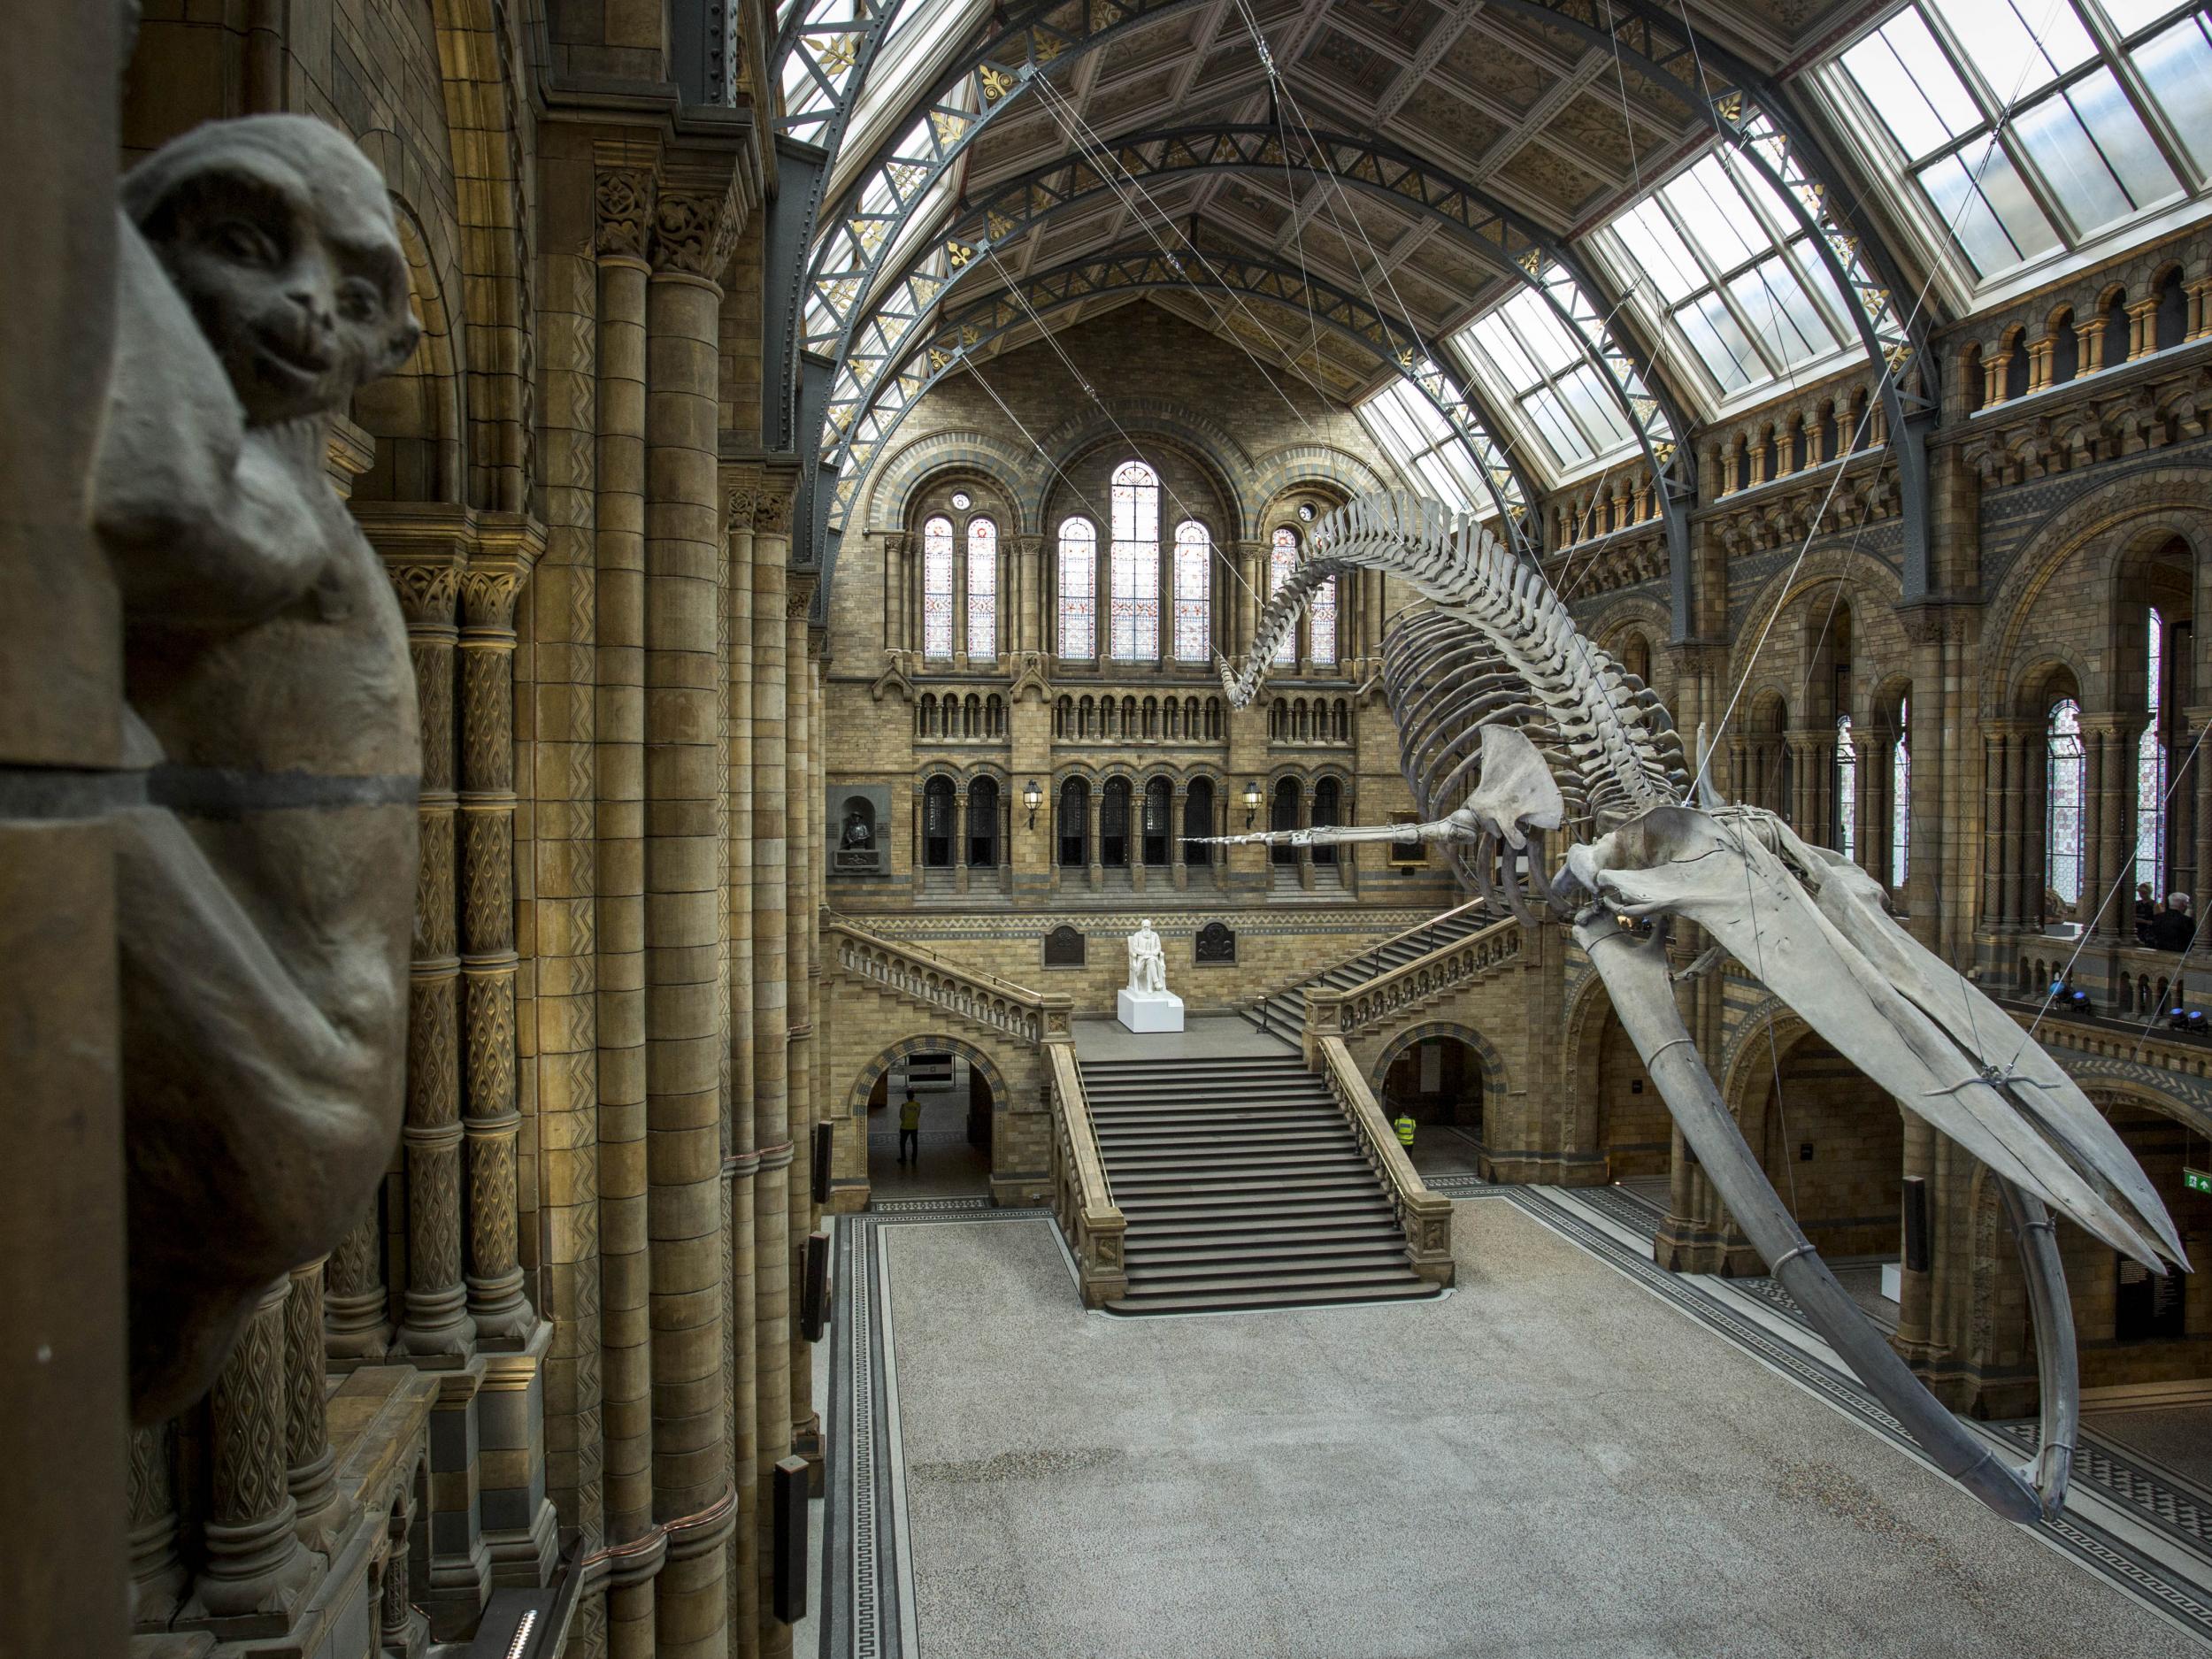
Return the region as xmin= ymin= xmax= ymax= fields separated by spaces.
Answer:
xmin=2049 ymin=697 xmax=2085 ymax=910
xmin=1172 ymin=520 xmax=1211 ymax=664
xmin=1310 ymin=573 xmax=1339 ymax=667
xmin=1892 ymin=697 xmax=1911 ymax=888
xmin=1110 ymin=461 xmax=1161 ymax=662
xmin=921 ymin=514 xmax=954 ymax=659
xmin=1271 ymin=527 xmax=1300 ymax=665
xmin=966 ymin=518 xmax=997 ymax=660
xmin=1834 ymin=714 xmax=1857 ymax=859
xmin=1056 ymin=517 xmax=1096 ymax=660
xmin=1835 ymin=3 xmax=2202 ymax=284
xmin=2139 ymin=607 xmax=2166 ymax=891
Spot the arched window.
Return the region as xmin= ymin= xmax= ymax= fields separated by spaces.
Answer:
xmin=1057 ymin=778 xmax=1089 ymax=867
xmin=1834 ymin=714 xmax=1856 ymax=859
xmin=1141 ymin=778 xmax=1171 ymax=866
xmin=967 ymin=777 xmax=999 ymax=867
xmin=1311 ymin=777 xmax=1341 ymax=866
xmin=1182 ymin=779 xmax=1215 ymax=866
xmin=923 ymin=775 xmax=956 ymax=867
xmin=2139 ymin=607 xmax=2167 ymax=893
xmin=1892 ymin=696 xmax=1910 ymax=888
xmin=1271 ymin=527 xmax=1299 ymax=665
xmin=1310 ymin=570 xmax=1339 ymax=668
xmin=1100 ymin=777 xmax=1132 ymax=867
xmin=1270 ymin=777 xmax=1301 ymax=866
xmin=1172 ymin=520 xmax=1211 ymax=664
xmin=1110 ymin=461 xmax=1161 ymax=662
xmin=2048 ymin=697 xmax=2085 ymax=911
xmin=921 ymin=515 xmax=955 ymax=660
xmin=966 ymin=518 xmax=998 ymax=660
xmin=1057 ymin=517 xmax=1096 ymax=659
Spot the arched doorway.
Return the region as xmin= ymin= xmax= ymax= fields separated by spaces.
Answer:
xmin=923 ymin=775 xmax=956 ymax=867
xmin=1375 ymin=1028 xmax=1489 ymax=1179
xmin=1101 ymin=776 xmax=1132 ymax=870
xmin=1753 ymin=1029 xmax=1903 ymax=1264
xmin=1270 ymin=778 xmax=1301 ymax=865
xmin=1141 ymin=776 xmax=1171 ymax=867
xmin=1181 ymin=778 xmax=1215 ymax=867
xmin=1594 ymin=1005 xmax=1669 ymax=1182
xmin=967 ymin=776 xmax=1000 ymax=869
xmin=857 ymin=1039 xmax=1000 ymax=1200
xmin=1057 ymin=777 xmax=1089 ymax=869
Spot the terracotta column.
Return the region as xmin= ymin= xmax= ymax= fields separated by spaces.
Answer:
xmin=189 ymin=1280 xmax=316 ymax=1619
xmin=460 ymin=537 xmax=540 ymax=1343
xmin=380 ymin=538 xmax=473 ymax=1360
xmin=722 ymin=472 xmax=761 ymax=1646
xmin=750 ymin=488 xmax=793 ymax=1655
xmin=126 ymin=1425 xmax=184 ymax=1625
xmin=787 ymin=575 xmax=819 ymax=1475
xmin=643 ymin=171 xmax=734 ymax=1575
xmin=593 ymin=159 xmax=656 ymax=1601
xmin=282 ymin=1258 xmax=342 ymax=1543
xmin=323 ymin=1203 xmax=390 ymax=1360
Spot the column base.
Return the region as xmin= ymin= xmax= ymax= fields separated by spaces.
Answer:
xmin=180 ymin=1503 xmax=322 ymax=1628
xmin=288 ymin=1447 xmax=349 ymax=1555
xmin=396 ymin=1288 xmax=478 ymax=1363
xmin=793 ymin=1409 xmax=826 ymax=1496
xmin=465 ymin=1270 xmax=539 ymax=1349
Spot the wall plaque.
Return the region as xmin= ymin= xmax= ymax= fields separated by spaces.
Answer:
xmin=1194 ymin=921 xmax=1237 ymax=964
xmin=1042 ymin=925 xmax=1086 ymax=967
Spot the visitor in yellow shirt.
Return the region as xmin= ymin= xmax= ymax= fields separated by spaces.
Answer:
xmin=899 ymin=1092 xmax=922 ymax=1167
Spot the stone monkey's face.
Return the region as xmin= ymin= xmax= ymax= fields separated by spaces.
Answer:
xmin=127 ymin=119 xmax=419 ymax=426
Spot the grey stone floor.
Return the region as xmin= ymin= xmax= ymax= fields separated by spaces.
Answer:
xmin=877 ymin=1202 xmax=2205 ymax=1659
xmin=1068 ymin=1012 xmax=1295 ymax=1062
xmin=2094 ymin=1405 xmax=2212 ymax=1493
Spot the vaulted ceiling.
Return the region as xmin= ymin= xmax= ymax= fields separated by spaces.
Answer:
xmin=885 ymin=0 xmax=1878 ymax=397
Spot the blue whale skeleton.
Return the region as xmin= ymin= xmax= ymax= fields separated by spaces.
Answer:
xmin=1212 ymin=489 xmax=2187 ymax=1525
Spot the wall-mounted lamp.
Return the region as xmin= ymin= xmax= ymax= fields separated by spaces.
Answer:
xmin=1024 ymin=778 xmax=1043 ymax=828
xmin=1243 ymin=779 xmax=1263 ymax=829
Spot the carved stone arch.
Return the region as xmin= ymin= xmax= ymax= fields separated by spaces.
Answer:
xmin=895 ymin=459 xmax=1025 ymax=535
xmin=1246 ymin=445 xmax=1387 ymax=528
xmin=349 ymin=197 xmax=467 ymax=505
xmin=2009 ymin=654 xmax=2088 ymax=722
xmin=427 ymin=0 xmax=533 ymax=511
xmin=1029 ymin=411 xmax=1247 ymax=540
xmin=959 ymin=759 xmax=1011 ymax=792
xmin=844 ymin=1035 xmax=1012 ymax=1119
xmin=1719 ymin=1001 xmax=1809 ymax=1163
xmin=1726 ymin=543 xmax=1905 ymax=695
xmin=1982 ymin=471 xmax=2212 ymax=716
xmin=1561 ymin=969 xmax=1614 ymax=1149
xmin=859 ymin=427 xmax=1039 ymax=534
xmin=1367 ymin=1022 xmax=1511 ymax=1115
xmin=1588 ymin=594 xmax=1672 ymax=695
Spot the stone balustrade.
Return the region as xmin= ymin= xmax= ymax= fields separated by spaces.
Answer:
xmin=1304 ymin=915 xmax=1523 ymax=1039
xmin=1310 ymin=1036 xmax=1454 ymax=1286
xmin=1045 ymin=1043 xmax=1127 ymax=1307
xmin=827 ymin=916 xmax=1071 ymax=1044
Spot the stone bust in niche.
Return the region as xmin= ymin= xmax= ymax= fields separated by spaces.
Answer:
xmin=95 ymin=116 xmax=423 ymax=1422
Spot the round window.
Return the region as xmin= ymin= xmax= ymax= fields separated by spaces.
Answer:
xmin=950 ymin=490 xmax=972 ymax=511
xmin=1297 ymin=502 xmax=1316 ymax=522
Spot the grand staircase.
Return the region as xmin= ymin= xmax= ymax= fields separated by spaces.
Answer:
xmin=1242 ymin=901 xmax=1493 ymax=1037
xmin=1080 ymin=1048 xmax=1439 ymax=1315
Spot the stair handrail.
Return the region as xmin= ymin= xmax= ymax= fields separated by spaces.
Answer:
xmin=1305 ymin=914 xmax=1525 ymax=1041
xmin=1310 ymin=1034 xmax=1455 ymax=1286
xmin=826 ymin=913 xmax=1072 ymax=1045
xmin=1045 ymin=1041 xmax=1127 ymax=1306
xmin=1247 ymin=895 xmax=1494 ymax=1020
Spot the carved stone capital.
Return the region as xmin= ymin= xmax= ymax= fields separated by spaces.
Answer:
xmin=755 ymin=488 xmax=794 ymax=536
xmin=594 ymin=165 xmax=657 ymax=262
xmin=459 ymin=517 xmax=545 ymax=634
xmin=787 ymin=568 xmax=819 ymax=618
xmin=650 ymin=167 xmax=746 ymax=280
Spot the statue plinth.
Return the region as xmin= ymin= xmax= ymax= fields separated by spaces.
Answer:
xmin=1116 ymin=987 xmax=1184 ymax=1033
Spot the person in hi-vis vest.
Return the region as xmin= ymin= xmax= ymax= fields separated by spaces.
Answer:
xmin=1394 ymin=1111 xmax=1416 ymax=1148
xmin=899 ymin=1090 xmax=922 ymax=1167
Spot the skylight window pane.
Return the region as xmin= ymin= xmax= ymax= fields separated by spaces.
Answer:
xmin=1614 ymin=201 xmax=1705 ymax=303
xmin=1931 ymin=0 xmax=2094 ymax=102
xmin=1521 ymin=386 xmax=1594 ymax=466
xmin=2134 ymin=16 xmax=2212 ymax=175
xmin=2103 ymin=0 xmax=2190 ymax=32
xmin=1496 ymin=291 xmax=1576 ymax=375
xmin=1415 ymin=451 xmax=1478 ymax=512
xmin=1465 ymin=315 xmax=1541 ymax=392
xmin=1730 ymin=256 xmax=1841 ymax=369
xmin=2013 ymin=81 xmax=2136 ymax=230
xmin=1664 ymin=157 xmax=1765 ymax=268
xmin=1919 ymin=137 xmax=2062 ymax=274
xmin=1555 ymin=365 xmax=1634 ymax=451
xmin=1678 ymin=292 xmax=1760 ymax=392
xmin=2070 ymin=65 xmax=2179 ymax=207
xmin=1843 ymin=12 xmax=1979 ymax=158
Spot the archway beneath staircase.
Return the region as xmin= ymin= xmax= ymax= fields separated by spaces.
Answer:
xmin=849 ymin=1035 xmax=1008 ymax=1202
xmin=1371 ymin=1022 xmax=1502 ymax=1179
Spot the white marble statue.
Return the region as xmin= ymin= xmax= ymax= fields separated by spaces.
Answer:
xmin=1126 ymin=918 xmax=1167 ymax=995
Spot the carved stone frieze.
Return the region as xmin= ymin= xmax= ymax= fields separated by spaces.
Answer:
xmin=595 ymin=165 xmax=657 ymax=263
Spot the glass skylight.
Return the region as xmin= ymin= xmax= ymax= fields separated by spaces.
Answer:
xmin=1454 ymin=287 xmax=1640 ymax=473
xmin=1601 ymin=150 xmax=1853 ymax=403
xmin=1355 ymin=380 xmax=1496 ymax=517
xmin=1833 ymin=2 xmax=2207 ymax=281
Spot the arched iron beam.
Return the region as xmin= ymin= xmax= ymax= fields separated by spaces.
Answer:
xmin=820 ymin=123 xmax=1701 ymax=573
xmin=1486 ymin=0 xmax=1938 ymax=604
xmin=825 ymin=246 xmax=1542 ymax=558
